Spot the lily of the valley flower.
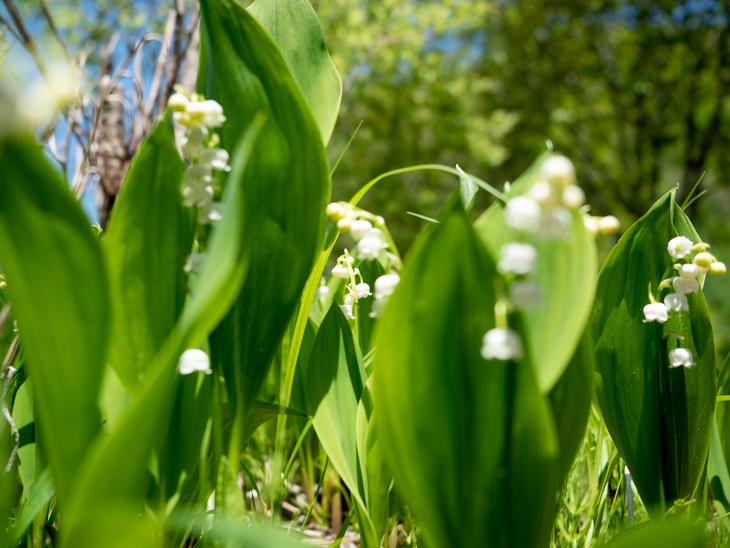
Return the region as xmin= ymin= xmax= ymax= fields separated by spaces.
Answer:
xmin=667 ymin=236 xmax=694 ymax=260
xmin=643 ymin=302 xmax=669 ymax=323
xmin=354 ymin=282 xmax=372 ymax=299
xmin=498 ymin=242 xmax=538 ymax=275
xmin=177 ymin=349 xmax=213 ymax=375
xmin=504 ymin=196 xmax=541 ymax=234
xmin=374 ymin=273 xmax=400 ymax=300
xmin=340 ymin=294 xmax=355 ymax=320
xmin=480 ymin=328 xmax=523 ymax=361
xmin=540 ymin=155 xmax=575 ymax=186
xmin=663 ymin=292 xmax=689 ymax=312
xmin=350 ymin=219 xmax=373 ymax=241
xmin=669 ymin=348 xmax=695 ymax=368
xmin=672 ymin=276 xmax=699 ymax=295
xmin=358 ymin=235 xmax=387 ymax=260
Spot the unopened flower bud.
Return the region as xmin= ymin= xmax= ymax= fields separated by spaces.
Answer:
xmin=694 ymin=251 xmax=714 ymax=270
xmin=349 ymin=219 xmax=373 ymax=241
xmin=168 ymin=93 xmax=190 ymax=111
xmin=326 ymin=202 xmax=345 ymax=220
xmin=540 ymin=155 xmax=575 ymax=186
xmin=562 ymin=185 xmax=585 ymax=209
xmin=337 ymin=216 xmax=353 ymax=232
xmin=710 ymin=261 xmax=727 ymax=276
xmin=598 ymin=216 xmax=620 ymax=235
xmin=583 ymin=215 xmax=599 ymax=236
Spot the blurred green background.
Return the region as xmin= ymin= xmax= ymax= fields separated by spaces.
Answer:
xmin=2 ymin=0 xmax=730 ymax=352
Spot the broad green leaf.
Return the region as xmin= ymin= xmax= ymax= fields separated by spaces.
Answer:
xmin=198 ymin=0 xmax=330 ymax=443
xmin=303 ymin=305 xmax=367 ymax=511
xmin=474 ymin=153 xmax=597 ymax=391
xmin=104 ymin=111 xmax=194 ymax=388
xmin=11 ymin=467 xmax=54 ymax=543
xmin=373 ymin=201 xmax=558 ymax=548
xmin=708 ymin=419 xmax=730 ymax=535
xmin=167 ymin=511 xmax=308 ymax=547
xmin=548 ymin=330 xmax=594 ymax=483
xmin=63 ymin=119 xmax=263 ymax=546
xmin=355 ymin=259 xmax=385 ymax=354
xmin=0 ymin=136 xmax=110 ymax=504
xmin=247 ymin=0 xmax=342 ymax=144
xmin=602 ymin=519 xmax=707 ymax=547
xmin=590 ymin=190 xmax=715 ymax=510
xmin=355 ymin=379 xmax=390 ymax=547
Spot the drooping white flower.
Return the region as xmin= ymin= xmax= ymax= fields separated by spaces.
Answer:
xmin=642 ymin=302 xmax=669 ymax=323
xmin=182 ymin=181 xmax=215 ymax=208
xmin=540 ymin=155 xmax=575 ymax=186
xmin=331 ymin=264 xmax=351 ymax=279
xmin=186 ymin=99 xmax=226 ymax=128
xmin=527 ymin=180 xmax=555 ymax=205
xmin=374 ymin=273 xmax=400 ymax=300
xmin=181 ymin=126 xmax=209 ymax=159
xmin=667 ymin=236 xmax=694 ymax=260
xmin=678 ymin=263 xmax=698 ymax=279
xmin=354 ymin=282 xmax=372 ymax=299
xmin=481 ymin=328 xmax=523 ymax=361
xmin=200 ymin=148 xmax=230 ymax=171
xmin=663 ymin=292 xmax=689 ymax=312
xmin=340 ymin=294 xmax=355 ymax=320
xmin=358 ymin=236 xmax=387 ymax=260
xmin=510 ymin=281 xmax=543 ymax=309
xmin=316 ymin=284 xmax=330 ymax=299
xmin=349 ymin=219 xmax=373 ymax=241
xmin=498 ymin=242 xmax=538 ymax=275
xmin=672 ymin=276 xmax=699 ymax=295
xmin=562 ymin=185 xmax=585 ymax=209
xmin=598 ymin=215 xmax=621 ymax=235
xmin=168 ymin=92 xmax=190 ymax=111
xmin=199 ymin=201 xmax=223 ymax=224
xmin=177 ymin=349 xmax=213 ymax=375
xmin=504 ymin=196 xmax=541 ymax=233
xmin=668 ymin=348 xmax=695 ymax=368
xmin=538 ymin=207 xmax=572 ymax=239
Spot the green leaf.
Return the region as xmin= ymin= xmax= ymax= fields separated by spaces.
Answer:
xmin=62 ymin=118 xmax=264 ymax=546
xmin=247 ymin=0 xmax=342 ymax=144
xmin=198 ymin=0 xmax=330 ymax=443
xmin=373 ymin=201 xmax=558 ymax=547
xmin=303 ymin=305 xmax=367 ymax=511
xmin=104 ymin=111 xmax=194 ymax=388
xmin=708 ymin=419 xmax=730 ymax=536
xmin=0 ymin=136 xmax=110 ymax=504
xmin=11 ymin=467 xmax=54 ymax=543
xmin=474 ymin=153 xmax=597 ymax=392
xmin=548 ymin=329 xmax=594 ymax=484
xmin=602 ymin=519 xmax=707 ymax=547
xmin=590 ymin=190 xmax=716 ymax=510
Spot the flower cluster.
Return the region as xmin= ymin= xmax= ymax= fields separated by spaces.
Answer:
xmin=642 ymin=235 xmax=726 ymax=368
xmin=482 ymin=155 xmax=585 ymax=361
xmin=168 ymin=88 xmax=229 ymax=225
xmin=326 ymin=203 xmax=401 ymax=320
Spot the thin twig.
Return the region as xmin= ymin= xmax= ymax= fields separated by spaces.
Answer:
xmin=37 ymin=0 xmax=71 ymax=62
xmin=1 ymin=336 xmax=19 ymax=473
xmin=2 ymin=0 xmax=46 ymax=74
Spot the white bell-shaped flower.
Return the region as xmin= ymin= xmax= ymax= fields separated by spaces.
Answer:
xmin=498 ymin=242 xmax=538 ymax=275
xmin=527 ymin=180 xmax=555 ymax=206
xmin=200 ymin=148 xmax=230 ymax=171
xmin=340 ymin=294 xmax=355 ymax=320
xmin=642 ymin=302 xmax=669 ymax=323
xmin=710 ymin=261 xmax=727 ymax=276
xmin=182 ymin=181 xmax=215 ymax=208
xmin=667 ymin=236 xmax=694 ymax=260
xmin=540 ymin=155 xmax=575 ymax=186
xmin=354 ymin=282 xmax=372 ymax=299
xmin=538 ymin=207 xmax=572 ymax=239
xmin=374 ymin=273 xmax=400 ymax=300
xmin=349 ymin=220 xmax=373 ymax=241
xmin=672 ymin=276 xmax=698 ymax=295
xmin=358 ymin=235 xmax=387 ymax=260
xmin=504 ymin=196 xmax=541 ymax=234
xmin=331 ymin=264 xmax=351 ymax=280
xmin=678 ymin=264 xmax=698 ymax=279
xmin=480 ymin=328 xmax=523 ymax=361
xmin=663 ymin=292 xmax=688 ymax=312
xmin=562 ymin=185 xmax=585 ymax=209
xmin=177 ymin=349 xmax=213 ymax=375
xmin=668 ymin=348 xmax=695 ymax=368
xmin=199 ymin=201 xmax=223 ymax=224
xmin=598 ymin=215 xmax=621 ymax=235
